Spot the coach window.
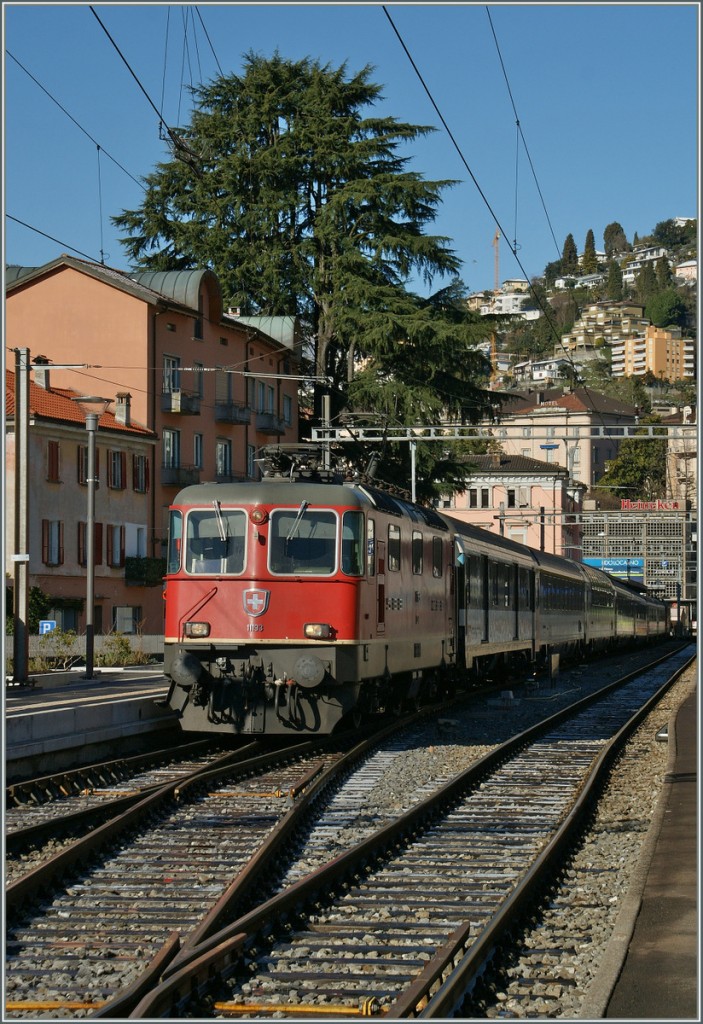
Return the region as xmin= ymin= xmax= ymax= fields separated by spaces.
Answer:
xmin=342 ymin=511 xmax=365 ymax=576
xmin=388 ymin=524 xmax=401 ymax=571
xmin=432 ymin=536 xmax=443 ymax=577
xmin=186 ymin=508 xmax=246 ymax=574
xmin=412 ymin=531 xmax=423 ymax=574
xmin=367 ymin=518 xmax=376 ymax=576
xmin=167 ymin=511 xmax=183 ymax=573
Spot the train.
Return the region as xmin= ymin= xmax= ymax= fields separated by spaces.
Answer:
xmin=161 ymin=454 xmax=669 ymax=737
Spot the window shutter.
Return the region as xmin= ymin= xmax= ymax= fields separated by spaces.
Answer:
xmin=58 ymin=522 xmax=64 ymax=565
xmin=120 ymin=451 xmax=126 ymax=488
xmin=95 ymin=523 xmax=103 ymax=565
xmin=42 ymin=520 xmax=49 ymax=563
xmin=120 ymin=526 xmax=125 ymax=567
xmin=145 ymin=457 xmax=150 ymax=493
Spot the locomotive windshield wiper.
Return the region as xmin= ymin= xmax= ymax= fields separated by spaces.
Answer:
xmin=286 ymin=500 xmax=309 ymax=542
xmin=212 ymin=500 xmax=228 ymax=542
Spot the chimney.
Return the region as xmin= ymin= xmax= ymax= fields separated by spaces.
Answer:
xmin=114 ymin=392 xmax=132 ymax=427
xmin=33 ymin=354 xmax=51 ymax=389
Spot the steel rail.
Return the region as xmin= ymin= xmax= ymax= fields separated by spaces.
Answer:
xmin=6 ymin=737 xmax=218 ymax=805
xmin=126 ymin=646 xmax=692 ymax=1020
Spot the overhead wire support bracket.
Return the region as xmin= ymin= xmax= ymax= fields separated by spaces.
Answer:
xmin=311 ymin=424 xmax=697 ymax=444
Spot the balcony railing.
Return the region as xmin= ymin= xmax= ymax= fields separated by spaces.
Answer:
xmin=255 ymin=412 xmax=287 ymax=436
xmin=161 ymin=389 xmax=201 ymax=415
xmin=215 ymin=401 xmax=251 ymax=425
xmin=161 ymin=464 xmax=201 ymax=486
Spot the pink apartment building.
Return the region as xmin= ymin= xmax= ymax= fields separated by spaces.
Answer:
xmin=439 ymin=453 xmax=585 ymax=558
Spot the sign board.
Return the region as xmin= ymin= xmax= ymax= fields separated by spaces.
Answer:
xmin=39 ymin=620 xmax=57 ymax=635
xmin=583 ymin=557 xmax=645 ymax=583
xmin=620 ymin=499 xmax=682 ymax=512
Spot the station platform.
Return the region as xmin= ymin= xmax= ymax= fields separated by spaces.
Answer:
xmin=4 ymin=667 xmax=178 ymax=780
xmin=582 ymin=681 xmax=699 ymax=1019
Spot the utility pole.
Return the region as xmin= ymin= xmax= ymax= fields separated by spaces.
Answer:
xmin=12 ymin=347 xmax=30 ymax=683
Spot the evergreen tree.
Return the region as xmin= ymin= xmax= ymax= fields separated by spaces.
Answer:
xmin=656 ymin=255 xmax=673 ymax=289
xmin=561 ymin=233 xmax=579 ymax=275
xmin=599 ymin=420 xmax=668 ymax=499
xmin=606 ymin=259 xmax=624 ymax=301
xmin=635 ymin=261 xmax=657 ymax=304
xmin=603 ymin=222 xmax=629 ymax=256
xmin=113 ymin=53 xmax=495 ymax=494
xmin=646 ymin=289 xmax=688 ymax=329
xmin=581 ymin=228 xmax=598 ymax=274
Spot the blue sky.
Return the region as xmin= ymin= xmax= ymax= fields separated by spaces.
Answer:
xmin=3 ymin=2 xmax=699 ymax=297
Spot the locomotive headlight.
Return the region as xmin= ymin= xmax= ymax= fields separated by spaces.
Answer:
xmin=304 ymin=623 xmax=334 ymax=640
xmin=184 ymin=621 xmax=211 ymax=638
xmin=250 ymin=506 xmax=268 ymax=525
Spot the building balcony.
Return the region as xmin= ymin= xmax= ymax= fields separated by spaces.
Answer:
xmin=215 ymin=401 xmax=251 ymax=425
xmin=255 ymin=412 xmax=287 ymax=436
xmin=161 ymin=464 xmax=201 ymax=487
xmin=161 ymin=389 xmax=201 ymax=415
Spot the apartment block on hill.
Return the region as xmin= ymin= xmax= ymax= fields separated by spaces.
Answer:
xmin=610 ymin=324 xmax=696 ymax=382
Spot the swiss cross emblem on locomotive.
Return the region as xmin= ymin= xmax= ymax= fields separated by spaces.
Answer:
xmin=243 ymin=589 xmax=270 ymax=617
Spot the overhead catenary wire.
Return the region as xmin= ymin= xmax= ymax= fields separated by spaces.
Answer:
xmin=485 ymin=6 xmax=561 ymax=261
xmin=6 ymin=50 xmax=146 ymax=191
xmin=89 ymin=4 xmax=201 ymax=173
xmin=381 ymin=5 xmax=629 ymax=446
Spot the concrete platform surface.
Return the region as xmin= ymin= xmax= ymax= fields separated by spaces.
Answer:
xmin=605 ymin=686 xmax=698 ymax=1020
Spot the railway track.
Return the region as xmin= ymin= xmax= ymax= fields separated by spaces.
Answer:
xmin=3 ymin=642 xmax=692 ymax=1019
xmin=5 ymin=739 xmax=269 ymax=883
xmin=124 ymin=644 xmax=694 ymax=1019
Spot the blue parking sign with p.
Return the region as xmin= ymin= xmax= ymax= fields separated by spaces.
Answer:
xmin=39 ymin=620 xmax=57 ymax=635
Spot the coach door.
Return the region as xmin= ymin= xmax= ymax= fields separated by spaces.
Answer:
xmin=454 ymin=539 xmax=467 ymax=669
xmin=376 ymin=539 xmax=386 ymax=633
xmin=482 ymin=554 xmax=490 ymax=642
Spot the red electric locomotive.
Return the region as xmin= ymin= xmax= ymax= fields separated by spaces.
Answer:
xmin=162 ymin=452 xmax=668 ymax=737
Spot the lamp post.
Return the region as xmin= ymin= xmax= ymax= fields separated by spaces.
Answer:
xmin=71 ymin=396 xmax=112 ymax=679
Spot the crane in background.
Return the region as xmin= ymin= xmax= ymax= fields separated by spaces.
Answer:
xmin=492 ymin=228 xmax=500 ymax=293
xmin=490 ymin=229 xmax=500 ymax=384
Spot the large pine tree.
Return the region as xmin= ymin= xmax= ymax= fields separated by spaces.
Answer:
xmin=581 ymin=228 xmax=598 ymax=274
xmin=560 ymin=233 xmax=579 ymax=275
xmin=113 ymin=53 xmax=492 ymax=448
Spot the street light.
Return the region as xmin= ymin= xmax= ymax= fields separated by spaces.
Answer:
xmin=71 ymin=396 xmax=112 ymax=679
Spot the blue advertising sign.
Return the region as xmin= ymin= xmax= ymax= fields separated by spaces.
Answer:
xmin=583 ymin=558 xmax=645 ymax=582
xmin=39 ymin=620 xmax=57 ymax=635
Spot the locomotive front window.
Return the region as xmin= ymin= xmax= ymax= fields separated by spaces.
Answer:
xmin=185 ymin=507 xmax=246 ymax=574
xmin=269 ymin=508 xmax=337 ymax=575
xmin=167 ymin=510 xmax=183 ymax=573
